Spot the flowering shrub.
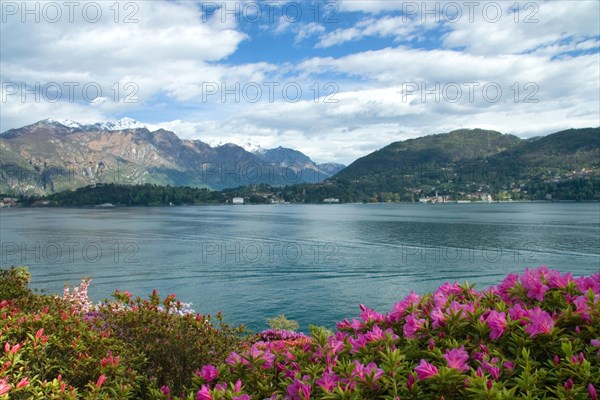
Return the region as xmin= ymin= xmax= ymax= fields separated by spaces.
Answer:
xmin=179 ymin=266 xmax=599 ymax=399
xmin=0 ymin=268 xmax=246 ymax=399
xmin=1 ymin=269 xmax=145 ymax=399
xmin=89 ymin=289 xmax=247 ymax=396
xmin=2 ymin=266 xmax=599 ymax=399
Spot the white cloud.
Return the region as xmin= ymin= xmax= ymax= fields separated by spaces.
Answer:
xmin=317 ymin=15 xmax=422 ymax=47
xmin=1 ymin=0 xmax=598 ymax=165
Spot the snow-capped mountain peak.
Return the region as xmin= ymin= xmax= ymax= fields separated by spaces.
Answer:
xmin=44 ymin=118 xmax=85 ymax=129
xmin=43 ymin=117 xmax=146 ymax=131
xmin=95 ymin=118 xmax=146 ymax=130
xmin=210 ymin=138 xmax=264 ymax=154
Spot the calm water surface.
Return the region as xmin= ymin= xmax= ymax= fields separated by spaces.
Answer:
xmin=1 ymin=203 xmax=599 ymax=331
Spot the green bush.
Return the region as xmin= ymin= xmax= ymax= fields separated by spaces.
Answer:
xmin=0 ymin=268 xmax=246 ymax=399
xmin=267 ymin=315 xmax=300 ymax=332
xmin=91 ymin=290 xmax=247 ymax=397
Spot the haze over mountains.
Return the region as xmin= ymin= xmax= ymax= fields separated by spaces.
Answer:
xmin=0 ymin=119 xmax=345 ymax=194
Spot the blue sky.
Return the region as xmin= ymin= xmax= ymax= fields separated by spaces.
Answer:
xmin=1 ymin=0 xmax=599 ymax=163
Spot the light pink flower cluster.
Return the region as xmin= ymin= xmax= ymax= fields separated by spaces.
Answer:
xmin=61 ymin=278 xmax=92 ymax=313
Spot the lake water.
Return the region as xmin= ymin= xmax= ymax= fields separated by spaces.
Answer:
xmin=1 ymin=203 xmax=599 ymax=331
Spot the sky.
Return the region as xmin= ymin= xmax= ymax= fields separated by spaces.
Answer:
xmin=1 ymin=0 xmax=599 ymax=164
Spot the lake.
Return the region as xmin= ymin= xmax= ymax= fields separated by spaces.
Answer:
xmin=1 ymin=203 xmax=599 ymax=331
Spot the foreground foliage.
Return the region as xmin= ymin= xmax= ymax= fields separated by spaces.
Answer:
xmin=1 ymin=266 xmax=599 ymax=399
xmin=0 ymin=267 xmax=245 ymax=399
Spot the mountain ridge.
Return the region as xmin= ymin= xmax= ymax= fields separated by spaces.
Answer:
xmin=0 ymin=119 xmax=344 ymax=195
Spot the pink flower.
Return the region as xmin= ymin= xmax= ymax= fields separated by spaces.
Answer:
xmin=486 ymin=310 xmax=507 ymax=340
xmin=364 ymin=325 xmax=385 ymax=342
xmin=428 ymin=338 xmax=435 ymax=350
xmin=415 ymin=359 xmax=438 ymax=380
xmin=0 ymin=379 xmax=10 ymax=396
xmin=160 ymin=385 xmax=170 ymax=395
xmin=503 ymin=361 xmax=515 ymax=371
xmin=388 ymin=292 xmax=421 ymax=323
xmin=406 ymin=373 xmax=415 ymax=389
xmin=95 ymin=375 xmax=105 ymax=388
xmin=508 ymin=304 xmax=530 ymax=324
xmin=524 ymin=307 xmax=555 ymax=337
xmin=521 ymin=268 xmax=549 ymax=302
xmin=200 ymin=365 xmax=219 ymax=382
xmin=353 ymin=361 xmax=384 ymax=382
xmin=403 ymin=314 xmax=425 ymax=339
xmin=287 ymin=379 xmax=311 ymax=400
xmin=226 ymin=352 xmax=248 ymax=367
xmin=233 ymin=396 xmax=250 ymax=400
xmin=576 ymin=274 xmax=600 ymax=294
xmin=590 ymin=384 xmax=598 ymax=400
xmin=447 ymin=301 xmax=474 ymax=318
xmin=547 ymin=270 xmax=572 ymax=288
xmin=248 ymin=346 xmax=275 ymax=369
xmin=359 ymin=304 xmax=384 ymax=323
xmin=316 ymin=371 xmax=339 ymax=392
xmin=564 ymin=379 xmax=574 ymax=390
xmin=196 ymin=385 xmax=212 ymax=400
xmin=443 ymin=346 xmax=469 ymax=372
xmin=348 ymin=335 xmax=367 ymax=354
xmin=431 ymin=307 xmax=446 ymax=329
xmin=497 ymin=273 xmax=519 ymax=299
xmin=573 ymin=295 xmax=598 ymax=322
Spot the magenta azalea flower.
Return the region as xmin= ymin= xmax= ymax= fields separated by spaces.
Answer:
xmin=497 ymin=273 xmax=519 ymax=300
xmin=521 ymin=268 xmax=550 ymax=302
xmin=508 ymin=303 xmax=531 ymax=323
xmin=359 ymin=304 xmax=385 ymax=323
xmin=486 ymin=310 xmax=507 ymax=340
xmin=388 ymin=292 xmax=421 ymax=323
xmin=403 ymin=314 xmax=425 ymax=339
xmin=287 ymin=379 xmax=311 ymax=400
xmin=196 ymin=385 xmax=212 ymax=400
xmin=407 ymin=373 xmax=415 ymax=389
xmin=524 ymin=307 xmax=555 ymax=337
xmin=415 ymin=359 xmax=439 ymax=380
xmin=353 ymin=361 xmax=384 ymax=382
xmin=316 ymin=371 xmax=339 ymax=392
xmin=590 ymin=384 xmax=598 ymax=400
xmin=443 ymin=346 xmax=469 ymax=372
xmin=431 ymin=307 xmax=446 ymax=329
xmin=226 ymin=352 xmax=248 ymax=367
xmin=199 ymin=365 xmax=219 ymax=382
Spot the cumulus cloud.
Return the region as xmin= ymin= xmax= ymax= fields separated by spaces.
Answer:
xmin=1 ymin=0 xmax=598 ymax=164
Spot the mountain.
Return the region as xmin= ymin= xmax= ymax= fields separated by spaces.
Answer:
xmin=0 ymin=119 xmax=344 ymax=195
xmin=336 ymin=129 xmax=522 ymax=182
xmin=312 ymin=127 xmax=599 ymax=202
xmin=255 ymin=146 xmax=344 ymax=184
